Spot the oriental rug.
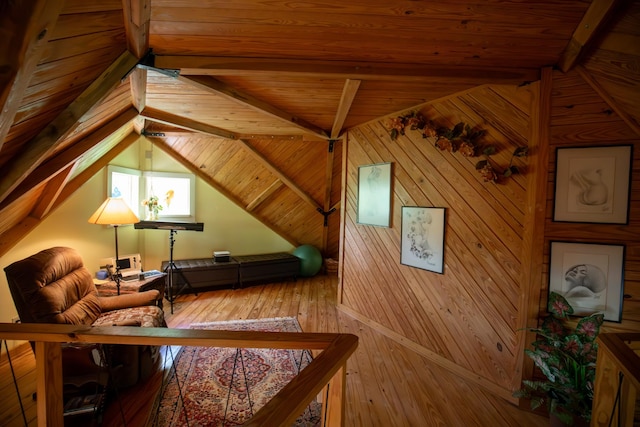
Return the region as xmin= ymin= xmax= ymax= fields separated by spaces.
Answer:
xmin=149 ymin=317 xmax=321 ymax=427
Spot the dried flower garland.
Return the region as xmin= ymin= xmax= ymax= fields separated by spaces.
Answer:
xmin=387 ymin=111 xmax=528 ymax=183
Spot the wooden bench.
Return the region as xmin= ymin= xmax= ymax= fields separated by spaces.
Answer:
xmin=232 ymin=253 xmax=300 ymax=287
xmin=161 ymin=258 xmax=240 ymax=292
xmin=161 ymin=252 xmax=300 ymax=293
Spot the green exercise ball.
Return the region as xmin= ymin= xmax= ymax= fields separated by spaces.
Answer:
xmin=293 ymin=245 xmax=323 ymax=277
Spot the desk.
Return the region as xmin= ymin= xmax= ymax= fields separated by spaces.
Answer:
xmin=94 ymin=273 xmax=166 ymax=308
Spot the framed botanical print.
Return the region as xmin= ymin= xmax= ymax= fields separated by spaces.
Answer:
xmin=357 ymin=162 xmax=392 ymax=227
xmin=400 ymin=206 xmax=446 ymax=274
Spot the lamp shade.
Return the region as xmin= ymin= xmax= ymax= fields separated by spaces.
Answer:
xmin=88 ymin=197 xmax=140 ymax=225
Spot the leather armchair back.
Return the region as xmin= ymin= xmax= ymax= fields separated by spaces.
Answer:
xmin=4 ymin=246 xmax=102 ymax=325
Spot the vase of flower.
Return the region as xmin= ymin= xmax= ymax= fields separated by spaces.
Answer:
xmin=142 ymin=195 xmax=162 ymax=221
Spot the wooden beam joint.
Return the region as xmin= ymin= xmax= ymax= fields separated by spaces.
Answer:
xmin=317 ymin=207 xmax=337 ymax=226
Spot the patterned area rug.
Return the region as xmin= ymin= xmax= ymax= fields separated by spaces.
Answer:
xmin=149 ymin=317 xmax=321 ymax=427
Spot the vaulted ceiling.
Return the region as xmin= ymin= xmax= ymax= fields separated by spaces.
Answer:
xmin=0 ymin=0 xmax=623 ymax=256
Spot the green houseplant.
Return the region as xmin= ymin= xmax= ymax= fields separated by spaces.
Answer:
xmin=514 ymin=292 xmax=604 ymax=426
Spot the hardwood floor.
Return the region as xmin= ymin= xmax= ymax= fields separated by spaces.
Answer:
xmin=1 ymin=275 xmax=547 ymax=426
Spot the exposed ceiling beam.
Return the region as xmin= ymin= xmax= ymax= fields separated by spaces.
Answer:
xmin=149 ymin=138 xmax=300 ymax=247
xmin=0 ymin=50 xmax=138 ymax=204
xmin=0 ymin=132 xmax=140 ymax=257
xmin=238 ymin=139 xmax=322 ymax=212
xmin=0 ymin=0 xmax=62 ymax=151
xmin=0 ymin=108 xmax=138 ymax=209
xmin=53 ymin=132 xmax=141 ymax=212
xmin=246 ymin=179 xmax=284 ymax=212
xmin=140 ymin=107 xmax=238 ymax=140
xmin=156 ymin=56 xmax=540 ymax=84
xmin=179 ymin=75 xmax=330 ymax=140
xmin=557 ymin=0 xmax=620 ymax=72
xmin=31 ymin=164 xmax=74 ymax=219
xmin=331 ymin=79 xmax=361 ymax=139
xmin=121 ymin=0 xmax=150 ymax=59
xmin=321 ymin=140 xmax=337 ymax=252
xmin=576 ymin=65 xmax=640 ymax=138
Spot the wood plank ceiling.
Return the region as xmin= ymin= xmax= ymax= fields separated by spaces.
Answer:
xmin=0 ymin=0 xmax=618 ymax=256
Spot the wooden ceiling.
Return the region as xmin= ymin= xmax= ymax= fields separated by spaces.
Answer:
xmin=0 ymin=0 xmax=623 ymax=255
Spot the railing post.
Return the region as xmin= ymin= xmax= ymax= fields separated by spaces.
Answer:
xmin=35 ymin=341 xmax=64 ymax=427
xmin=592 ymin=335 xmax=640 ymax=427
xmin=322 ymin=365 xmax=346 ymax=426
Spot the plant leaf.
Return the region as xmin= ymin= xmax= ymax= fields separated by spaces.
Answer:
xmin=483 ymin=146 xmax=496 ymax=156
xmin=513 ymin=146 xmax=529 ymax=157
xmin=475 ymin=160 xmax=488 ymax=169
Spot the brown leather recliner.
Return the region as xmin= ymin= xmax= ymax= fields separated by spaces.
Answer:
xmin=4 ymin=246 xmax=166 ymax=389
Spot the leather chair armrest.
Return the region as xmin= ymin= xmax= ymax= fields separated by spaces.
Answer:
xmin=98 ymin=289 xmax=160 ymax=312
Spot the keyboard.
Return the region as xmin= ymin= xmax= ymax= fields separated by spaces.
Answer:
xmin=140 ymin=270 xmax=163 ymax=279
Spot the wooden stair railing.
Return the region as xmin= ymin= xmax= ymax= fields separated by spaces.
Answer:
xmin=592 ymin=333 xmax=640 ymax=427
xmin=0 ymin=323 xmax=359 ymax=427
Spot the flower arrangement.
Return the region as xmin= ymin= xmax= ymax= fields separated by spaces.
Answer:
xmin=514 ymin=292 xmax=604 ymax=426
xmin=142 ymin=195 xmax=163 ymax=220
xmin=387 ymin=111 xmax=528 ymax=183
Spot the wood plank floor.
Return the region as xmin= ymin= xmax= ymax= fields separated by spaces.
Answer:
xmin=0 ymin=275 xmax=547 ymax=426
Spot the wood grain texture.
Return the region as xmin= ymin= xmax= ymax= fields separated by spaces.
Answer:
xmin=341 ymin=83 xmax=532 ymax=396
xmin=0 ymin=277 xmax=548 ymax=427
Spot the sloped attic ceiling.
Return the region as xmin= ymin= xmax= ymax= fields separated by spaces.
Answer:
xmin=0 ymin=0 xmax=623 ymax=256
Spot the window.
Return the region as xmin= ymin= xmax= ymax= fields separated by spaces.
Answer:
xmin=107 ymin=166 xmax=196 ymax=222
xmin=107 ymin=165 xmax=140 ymax=213
xmin=143 ymin=171 xmax=195 ymax=222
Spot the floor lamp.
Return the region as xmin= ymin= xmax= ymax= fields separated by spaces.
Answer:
xmin=88 ymin=197 xmax=140 ymax=295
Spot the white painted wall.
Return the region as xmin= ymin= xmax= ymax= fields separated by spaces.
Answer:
xmin=0 ymin=138 xmax=293 ymax=349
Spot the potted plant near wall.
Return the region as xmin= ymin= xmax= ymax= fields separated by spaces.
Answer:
xmin=514 ymin=292 xmax=604 ymax=426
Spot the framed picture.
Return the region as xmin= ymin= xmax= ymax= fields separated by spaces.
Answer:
xmin=549 ymin=241 xmax=625 ymax=322
xmin=357 ymin=162 xmax=392 ymax=227
xmin=553 ymin=145 xmax=632 ymax=224
xmin=400 ymin=206 xmax=446 ymax=273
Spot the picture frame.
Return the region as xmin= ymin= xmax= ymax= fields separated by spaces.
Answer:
xmin=400 ymin=206 xmax=446 ymax=274
xmin=549 ymin=241 xmax=625 ymax=322
xmin=357 ymin=162 xmax=392 ymax=227
xmin=553 ymin=145 xmax=632 ymax=224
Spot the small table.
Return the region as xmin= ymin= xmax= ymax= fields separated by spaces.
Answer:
xmin=94 ymin=273 xmax=166 ymax=308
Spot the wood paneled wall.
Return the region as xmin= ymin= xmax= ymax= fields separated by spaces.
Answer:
xmin=544 ymin=68 xmax=640 ymax=329
xmin=340 ymin=54 xmax=640 ymax=406
xmin=341 ymin=83 xmax=537 ymax=399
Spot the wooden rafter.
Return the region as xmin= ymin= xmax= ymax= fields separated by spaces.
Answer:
xmin=0 ymin=132 xmax=140 ymax=257
xmin=0 ymin=108 xmax=138 ymax=209
xmin=179 ymin=75 xmax=329 ymax=140
xmin=331 ymin=79 xmax=361 ymax=139
xmin=121 ymin=0 xmax=150 ymax=59
xmin=140 ymin=107 xmax=238 ymax=140
xmin=148 ymin=137 xmax=300 ymax=247
xmin=246 ymin=179 xmax=284 ymax=212
xmin=576 ymin=66 xmax=640 ymax=138
xmin=557 ymin=0 xmax=620 ymax=72
xmin=156 ymin=56 xmax=540 ymax=84
xmin=238 ymin=139 xmax=323 ymax=212
xmin=0 ymin=1 xmax=62 ymax=150
xmin=31 ymin=165 xmax=75 ymax=219
xmin=0 ymin=50 xmax=138 ymax=204
xmin=53 ymin=132 xmax=140 ymax=211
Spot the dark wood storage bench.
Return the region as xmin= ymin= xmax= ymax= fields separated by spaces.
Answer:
xmin=161 ymin=252 xmax=300 ymax=294
xmin=161 ymin=258 xmax=240 ymax=292
xmin=233 ymin=252 xmax=300 ymax=287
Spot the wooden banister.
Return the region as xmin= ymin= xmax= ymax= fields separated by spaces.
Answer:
xmin=0 ymin=323 xmax=359 ymax=427
xmin=592 ymin=333 xmax=640 ymax=427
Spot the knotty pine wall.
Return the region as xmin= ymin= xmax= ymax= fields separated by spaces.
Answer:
xmin=341 ymin=82 xmax=537 ymax=400
xmin=340 ymin=67 xmax=640 ymax=401
xmin=545 ymin=68 xmax=640 ymax=328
